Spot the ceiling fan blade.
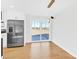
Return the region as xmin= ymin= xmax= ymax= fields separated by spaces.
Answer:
xmin=48 ymin=0 xmax=55 ymax=8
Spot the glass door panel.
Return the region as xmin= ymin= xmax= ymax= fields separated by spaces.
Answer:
xmin=32 ymin=19 xmax=41 ymax=41
xmin=41 ymin=20 xmax=49 ymax=40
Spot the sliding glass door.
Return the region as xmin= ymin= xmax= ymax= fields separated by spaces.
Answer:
xmin=32 ymin=19 xmax=49 ymax=42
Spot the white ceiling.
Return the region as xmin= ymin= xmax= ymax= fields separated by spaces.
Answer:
xmin=2 ymin=0 xmax=75 ymax=16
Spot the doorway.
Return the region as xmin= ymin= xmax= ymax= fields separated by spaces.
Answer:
xmin=32 ymin=19 xmax=50 ymax=42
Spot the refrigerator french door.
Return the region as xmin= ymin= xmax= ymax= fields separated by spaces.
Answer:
xmin=7 ymin=20 xmax=24 ymax=48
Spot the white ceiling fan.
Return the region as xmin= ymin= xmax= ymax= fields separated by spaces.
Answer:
xmin=48 ymin=0 xmax=55 ymax=8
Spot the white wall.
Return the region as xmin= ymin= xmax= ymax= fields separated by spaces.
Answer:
xmin=52 ymin=3 xmax=77 ymax=57
xmin=24 ymin=15 xmax=32 ymax=44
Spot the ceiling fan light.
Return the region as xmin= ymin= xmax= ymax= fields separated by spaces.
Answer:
xmin=48 ymin=0 xmax=55 ymax=8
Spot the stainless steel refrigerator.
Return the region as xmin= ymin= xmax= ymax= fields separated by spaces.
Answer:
xmin=7 ymin=20 xmax=24 ymax=48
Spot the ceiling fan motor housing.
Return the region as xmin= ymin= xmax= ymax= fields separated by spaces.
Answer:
xmin=51 ymin=16 xmax=54 ymax=19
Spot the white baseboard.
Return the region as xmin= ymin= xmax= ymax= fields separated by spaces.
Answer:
xmin=52 ymin=40 xmax=76 ymax=58
xmin=25 ymin=40 xmax=51 ymax=43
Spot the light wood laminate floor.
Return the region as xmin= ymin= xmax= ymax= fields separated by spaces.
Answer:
xmin=3 ymin=42 xmax=76 ymax=59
